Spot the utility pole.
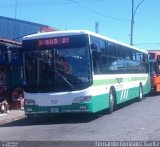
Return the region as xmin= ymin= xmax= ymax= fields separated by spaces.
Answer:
xmin=130 ymin=0 xmax=145 ymax=46
xmin=95 ymin=21 xmax=100 ymax=34
xmin=130 ymin=0 xmax=134 ymax=46
xmin=15 ymin=0 xmax=18 ymax=19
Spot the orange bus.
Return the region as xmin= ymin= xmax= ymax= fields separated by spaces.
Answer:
xmin=148 ymin=50 xmax=160 ymax=92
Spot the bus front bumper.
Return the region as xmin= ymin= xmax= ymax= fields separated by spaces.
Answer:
xmin=25 ymin=103 xmax=93 ymax=115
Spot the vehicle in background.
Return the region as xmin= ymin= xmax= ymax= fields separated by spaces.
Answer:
xmin=148 ymin=50 xmax=160 ymax=92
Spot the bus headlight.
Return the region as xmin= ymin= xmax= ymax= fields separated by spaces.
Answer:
xmin=72 ymin=96 xmax=91 ymax=104
xmin=25 ymin=99 xmax=36 ymax=105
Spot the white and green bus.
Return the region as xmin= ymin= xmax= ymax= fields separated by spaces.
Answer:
xmin=22 ymin=30 xmax=150 ymax=116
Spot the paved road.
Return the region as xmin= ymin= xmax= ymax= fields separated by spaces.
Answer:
xmin=0 ymin=93 xmax=160 ymax=143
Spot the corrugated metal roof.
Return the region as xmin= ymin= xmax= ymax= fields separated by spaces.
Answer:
xmin=0 ymin=38 xmax=22 ymax=46
xmin=0 ymin=16 xmax=59 ymax=42
xmin=0 ymin=16 xmax=58 ymax=30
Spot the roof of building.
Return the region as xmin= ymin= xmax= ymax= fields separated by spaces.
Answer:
xmin=0 ymin=38 xmax=22 ymax=46
xmin=0 ymin=16 xmax=58 ymax=31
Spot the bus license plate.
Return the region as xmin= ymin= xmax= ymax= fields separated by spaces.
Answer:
xmin=51 ymin=108 xmax=59 ymax=113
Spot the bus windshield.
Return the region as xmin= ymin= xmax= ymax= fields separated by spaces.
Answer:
xmin=24 ymin=46 xmax=92 ymax=92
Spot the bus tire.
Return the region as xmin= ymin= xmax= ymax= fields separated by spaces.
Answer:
xmin=137 ymin=84 xmax=143 ymax=102
xmin=108 ymin=88 xmax=116 ymax=114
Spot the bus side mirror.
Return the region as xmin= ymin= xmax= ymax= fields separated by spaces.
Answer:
xmin=90 ymin=44 xmax=97 ymax=50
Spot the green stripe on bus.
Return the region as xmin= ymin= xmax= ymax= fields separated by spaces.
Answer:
xmin=93 ymin=79 xmax=117 ymax=86
xmin=93 ymin=76 xmax=147 ymax=86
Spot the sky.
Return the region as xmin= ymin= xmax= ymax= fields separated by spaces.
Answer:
xmin=0 ymin=0 xmax=160 ymax=50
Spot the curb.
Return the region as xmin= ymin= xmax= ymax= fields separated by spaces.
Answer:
xmin=0 ymin=115 xmax=26 ymax=125
xmin=0 ymin=112 xmax=26 ymax=125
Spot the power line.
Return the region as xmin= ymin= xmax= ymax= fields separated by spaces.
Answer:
xmin=134 ymin=42 xmax=160 ymax=45
xmin=0 ymin=0 xmax=71 ymax=8
xmin=134 ymin=43 xmax=160 ymax=49
xmin=0 ymin=0 xmax=115 ymax=8
xmin=70 ymin=0 xmax=130 ymax=22
xmin=0 ymin=0 xmax=130 ymax=22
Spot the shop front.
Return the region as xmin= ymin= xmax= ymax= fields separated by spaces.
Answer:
xmin=0 ymin=39 xmax=23 ymax=111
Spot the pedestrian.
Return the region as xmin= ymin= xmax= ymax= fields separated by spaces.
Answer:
xmin=0 ymin=99 xmax=9 ymax=113
xmin=11 ymin=87 xmax=24 ymax=109
xmin=0 ymin=87 xmax=9 ymax=113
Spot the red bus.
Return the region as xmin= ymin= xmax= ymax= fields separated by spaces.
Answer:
xmin=148 ymin=50 xmax=160 ymax=92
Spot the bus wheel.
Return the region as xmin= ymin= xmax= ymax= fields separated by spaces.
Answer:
xmin=108 ymin=88 xmax=115 ymax=114
xmin=137 ymin=84 xmax=143 ymax=102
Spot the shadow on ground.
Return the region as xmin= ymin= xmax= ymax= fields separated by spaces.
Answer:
xmin=0 ymin=112 xmax=104 ymax=127
xmin=1 ymin=93 xmax=156 ymax=127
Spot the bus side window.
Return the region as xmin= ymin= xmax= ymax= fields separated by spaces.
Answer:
xmin=100 ymin=39 xmax=106 ymax=55
xmin=107 ymin=42 xmax=116 ymax=56
xmin=142 ymin=53 xmax=146 ymax=62
xmin=136 ymin=52 xmax=141 ymax=61
xmin=90 ymin=36 xmax=102 ymax=74
xmin=92 ymin=50 xmax=100 ymax=74
xmin=116 ymin=44 xmax=123 ymax=58
xmin=132 ymin=51 xmax=136 ymax=61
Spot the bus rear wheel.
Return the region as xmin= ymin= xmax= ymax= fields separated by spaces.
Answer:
xmin=137 ymin=84 xmax=143 ymax=102
xmin=108 ymin=88 xmax=115 ymax=114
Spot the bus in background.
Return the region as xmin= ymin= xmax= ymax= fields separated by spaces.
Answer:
xmin=22 ymin=30 xmax=150 ymax=116
xmin=148 ymin=50 xmax=160 ymax=92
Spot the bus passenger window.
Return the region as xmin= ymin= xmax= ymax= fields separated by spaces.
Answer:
xmin=92 ymin=51 xmax=100 ymax=74
xmin=136 ymin=53 xmax=141 ymax=61
xmin=132 ymin=52 xmax=136 ymax=60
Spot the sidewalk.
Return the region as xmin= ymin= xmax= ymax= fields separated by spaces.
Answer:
xmin=0 ymin=110 xmax=26 ymax=125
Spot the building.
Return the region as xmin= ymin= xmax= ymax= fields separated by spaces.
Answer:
xmin=0 ymin=16 xmax=58 ymax=42
xmin=0 ymin=16 xmax=58 ymax=110
xmin=0 ymin=38 xmax=22 ymax=108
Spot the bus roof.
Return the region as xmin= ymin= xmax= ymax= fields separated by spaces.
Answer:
xmin=23 ymin=30 xmax=147 ymax=54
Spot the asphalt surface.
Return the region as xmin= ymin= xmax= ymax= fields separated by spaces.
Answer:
xmin=0 ymin=93 xmax=160 ymax=147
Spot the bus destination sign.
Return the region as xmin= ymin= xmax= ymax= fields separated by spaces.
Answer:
xmin=23 ymin=34 xmax=88 ymax=50
xmin=37 ymin=37 xmax=69 ymax=48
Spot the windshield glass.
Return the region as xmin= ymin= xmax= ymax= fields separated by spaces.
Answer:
xmin=24 ymin=46 xmax=92 ymax=92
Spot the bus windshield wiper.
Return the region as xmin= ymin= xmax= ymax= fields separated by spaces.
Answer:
xmin=55 ymin=68 xmax=75 ymax=90
xmin=52 ymin=49 xmax=74 ymax=90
